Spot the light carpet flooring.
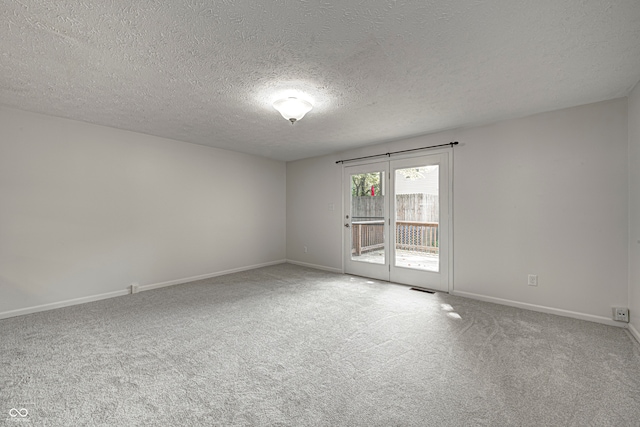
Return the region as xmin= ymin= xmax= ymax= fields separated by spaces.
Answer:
xmin=1 ymin=264 xmax=639 ymax=426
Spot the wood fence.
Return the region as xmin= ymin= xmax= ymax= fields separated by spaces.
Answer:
xmin=352 ymin=196 xmax=383 ymax=220
xmin=352 ymin=194 xmax=438 ymax=222
xmin=395 ymin=194 xmax=439 ymax=222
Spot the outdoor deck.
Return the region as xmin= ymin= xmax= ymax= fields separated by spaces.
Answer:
xmin=351 ymin=249 xmax=439 ymax=272
xmin=350 ymin=220 xmax=440 ymax=272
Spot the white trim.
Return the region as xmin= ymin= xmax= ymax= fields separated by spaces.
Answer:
xmin=286 ymin=259 xmax=343 ymax=274
xmin=0 ymin=289 xmax=130 ymax=320
xmin=0 ymin=260 xmax=287 ymax=320
xmin=452 ymin=290 xmax=624 ymax=327
xmin=340 ymin=162 xmax=345 ymax=274
xmin=629 ymin=323 xmax=640 ymax=345
xmin=449 ymin=147 xmax=454 ymax=293
xmin=138 ymin=260 xmax=287 ymax=292
xmin=343 ymin=161 xmax=391 ymax=282
xmin=388 ymin=154 xmax=450 ymax=292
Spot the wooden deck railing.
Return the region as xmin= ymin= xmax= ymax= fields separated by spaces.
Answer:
xmin=351 ymin=220 xmax=385 ymax=255
xmin=351 ymin=220 xmax=438 ymax=255
xmin=395 ymin=221 xmax=439 ymax=254
xmin=351 ymin=220 xmax=439 ymax=255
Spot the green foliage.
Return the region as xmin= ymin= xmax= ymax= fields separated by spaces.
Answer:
xmin=351 ymin=172 xmax=381 ymax=196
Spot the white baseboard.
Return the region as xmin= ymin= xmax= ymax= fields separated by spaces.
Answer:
xmin=0 ymin=289 xmax=130 ymax=320
xmin=629 ymin=323 xmax=640 ymax=345
xmin=138 ymin=260 xmax=287 ymax=292
xmin=286 ymin=259 xmax=343 ymax=274
xmin=451 ymin=290 xmax=623 ymax=328
xmin=0 ymin=260 xmax=287 ymax=321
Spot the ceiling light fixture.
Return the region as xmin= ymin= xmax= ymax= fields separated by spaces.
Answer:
xmin=273 ymin=97 xmax=313 ymax=124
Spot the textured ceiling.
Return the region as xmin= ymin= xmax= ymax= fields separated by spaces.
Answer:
xmin=2 ymin=1 xmax=640 ymax=161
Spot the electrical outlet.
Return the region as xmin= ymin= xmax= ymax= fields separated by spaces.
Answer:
xmin=613 ymin=307 xmax=629 ymax=323
xmin=304 ymin=246 xmax=308 ymax=253
xmin=131 ymin=283 xmax=140 ymax=294
xmin=527 ymin=274 xmax=538 ymax=286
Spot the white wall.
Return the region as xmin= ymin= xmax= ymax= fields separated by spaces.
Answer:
xmin=0 ymin=107 xmax=286 ymax=317
xmin=629 ymin=82 xmax=640 ymax=338
xmin=286 ymin=156 xmax=344 ymax=272
xmin=287 ymin=98 xmax=629 ymax=323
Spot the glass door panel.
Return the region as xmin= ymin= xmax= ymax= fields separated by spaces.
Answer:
xmin=344 ymin=162 xmax=390 ymax=282
xmin=389 ymin=153 xmax=450 ymax=292
xmin=350 ymin=170 xmax=385 ymax=264
xmin=394 ymin=165 xmax=439 ymax=272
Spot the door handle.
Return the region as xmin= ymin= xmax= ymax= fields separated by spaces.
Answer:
xmin=345 ymin=223 xmax=350 ymax=228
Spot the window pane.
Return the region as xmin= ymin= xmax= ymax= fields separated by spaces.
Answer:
xmin=394 ymin=166 xmax=439 ymax=272
xmin=350 ymin=172 xmax=385 ymax=264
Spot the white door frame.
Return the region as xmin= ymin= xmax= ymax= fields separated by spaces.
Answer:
xmin=343 ymin=161 xmax=390 ymax=281
xmin=341 ymin=148 xmax=453 ymax=293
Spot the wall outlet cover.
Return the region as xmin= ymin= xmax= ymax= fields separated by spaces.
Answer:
xmin=612 ymin=307 xmax=629 ymax=323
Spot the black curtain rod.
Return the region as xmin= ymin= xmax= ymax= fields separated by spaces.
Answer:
xmin=335 ymin=141 xmax=458 ymax=164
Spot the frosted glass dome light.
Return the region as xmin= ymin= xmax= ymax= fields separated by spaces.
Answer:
xmin=273 ymin=97 xmax=313 ymax=124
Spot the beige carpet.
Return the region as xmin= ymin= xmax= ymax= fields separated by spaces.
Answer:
xmin=1 ymin=264 xmax=639 ymax=426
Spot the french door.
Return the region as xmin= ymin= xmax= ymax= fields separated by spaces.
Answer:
xmin=343 ymin=153 xmax=451 ymax=292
